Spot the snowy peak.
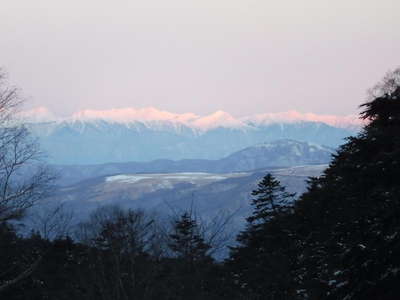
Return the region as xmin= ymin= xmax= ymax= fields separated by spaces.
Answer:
xmin=23 ymin=106 xmax=362 ymax=131
xmin=70 ymin=108 xmax=247 ymax=130
xmin=192 ymin=110 xmax=247 ymax=130
xmin=70 ymin=107 xmax=199 ymax=124
xmin=24 ymin=107 xmax=357 ymax=164
xmin=241 ymin=110 xmax=362 ymax=130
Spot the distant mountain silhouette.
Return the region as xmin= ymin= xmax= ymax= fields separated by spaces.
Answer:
xmin=28 ymin=118 xmax=350 ymax=164
xmin=54 ymin=139 xmax=333 ymax=186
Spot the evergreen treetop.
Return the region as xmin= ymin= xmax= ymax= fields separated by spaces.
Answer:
xmin=168 ymin=212 xmax=211 ymax=263
xmin=247 ymin=173 xmax=296 ymax=225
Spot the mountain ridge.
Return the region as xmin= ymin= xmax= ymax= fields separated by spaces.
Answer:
xmin=21 ymin=107 xmax=357 ymax=164
xmin=25 ymin=111 xmax=353 ymax=165
xmin=45 ymin=165 xmax=327 ymax=231
xmin=21 ymin=106 xmax=362 ymax=130
xmin=54 ymin=139 xmax=333 ymax=186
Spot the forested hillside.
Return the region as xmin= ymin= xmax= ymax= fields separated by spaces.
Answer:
xmin=1 ymin=70 xmax=400 ymax=299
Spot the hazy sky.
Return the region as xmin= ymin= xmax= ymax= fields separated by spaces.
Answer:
xmin=1 ymin=0 xmax=399 ymax=117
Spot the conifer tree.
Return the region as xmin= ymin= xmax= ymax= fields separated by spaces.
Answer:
xmin=247 ymin=173 xmax=296 ymax=225
xmin=166 ymin=212 xmax=215 ymax=299
xmin=293 ymin=69 xmax=400 ymax=299
xmin=228 ymin=174 xmax=297 ymax=299
xmin=169 ymin=212 xmax=211 ymax=264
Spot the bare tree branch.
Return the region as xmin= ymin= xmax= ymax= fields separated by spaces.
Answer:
xmin=0 ymin=255 xmax=43 ymax=293
xmin=0 ymin=68 xmax=56 ymax=293
xmin=0 ymin=69 xmax=56 ymax=223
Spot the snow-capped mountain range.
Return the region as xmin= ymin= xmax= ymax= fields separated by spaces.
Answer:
xmin=21 ymin=107 xmax=360 ymax=164
xmin=20 ymin=106 xmax=362 ymax=130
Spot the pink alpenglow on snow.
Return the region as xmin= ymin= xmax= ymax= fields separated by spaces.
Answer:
xmin=20 ymin=107 xmax=363 ymax=130
xmin=242 ymin=110 xmax=363 ymax=129
xmin=71 ymin=107 xmax=198 ymax=124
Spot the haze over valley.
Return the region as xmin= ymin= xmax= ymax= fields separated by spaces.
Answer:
xmin=2 ymin=0 xmax=399 ymax=297
xmin=23 ymin=107 xmax=349 ymax=225
xmin=24 ymin=107 xmax=355 ymax=164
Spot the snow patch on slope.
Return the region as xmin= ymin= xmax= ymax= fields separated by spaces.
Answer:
xmin=106 ymin=175 xmax=153 ymax=183
xmin=105 ymin=172 xmax=245 ymax=185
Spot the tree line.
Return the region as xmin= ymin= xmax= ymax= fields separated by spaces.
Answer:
xmin=1 ymin=68 xmax=400 ymax=299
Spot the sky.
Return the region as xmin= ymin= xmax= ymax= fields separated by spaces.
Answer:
xmin=1 ymin=0 xmax=399 ymax=117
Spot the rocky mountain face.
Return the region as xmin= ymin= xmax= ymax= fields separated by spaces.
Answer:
xmin=54 ymin=139 xmax=334 ymax=186
xmin=29 ymin=119 xmax=352 ymax=164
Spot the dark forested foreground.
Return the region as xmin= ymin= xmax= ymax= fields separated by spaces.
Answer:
xmin=2 ymin=74 xmax=400 ymax=299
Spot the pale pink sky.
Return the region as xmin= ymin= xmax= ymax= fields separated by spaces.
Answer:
xmin=1 ymin=0 xmax=399 ymax=117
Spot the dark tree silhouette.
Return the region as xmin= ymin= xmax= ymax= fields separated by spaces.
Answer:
xmin=0 ymin=69 xmax=55 ymax=294
xmin=169 ymin=212 xmax=211 ymax=263
xmin=248 ymin=173 xmax=295 ymax=224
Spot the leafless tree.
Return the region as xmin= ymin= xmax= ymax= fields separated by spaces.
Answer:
xmin=0 ymin=70 xmax=55 ymax=223
xmin=75 ymin=205 xmax=160 ymax=300
xmin=75 ymin=205 xmax=155 ymax=249
xmin=198 ymin=210 xmax=238 ymax=258
xmin=26 ymin=201 xmax=74 ymax=240
xmin=0 ymin=254 xmax=44 ymax=294
xmin=368 ymin=66 xmax=400 ymax=100
xmin=0 ymin=69 xmax=56 ymax=293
